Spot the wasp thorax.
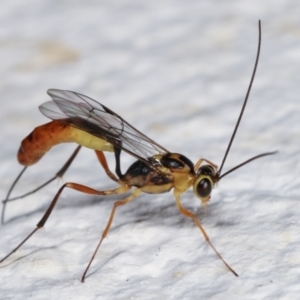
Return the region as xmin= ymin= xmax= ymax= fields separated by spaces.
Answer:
xmin=193 ymin=165 xmax=216 ymax=204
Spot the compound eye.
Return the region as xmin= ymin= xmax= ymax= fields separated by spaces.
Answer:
xmin=196 ymin=178 xmax=212 ymax=198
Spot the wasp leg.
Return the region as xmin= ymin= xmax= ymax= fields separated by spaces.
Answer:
xmin=95 ymin=150 xmax=119 ymax=183
xmin=81 ymin=188 xmax=142 ymax=282
xmin=1 ymin=166 xmax=27 ymax=224
xmin=1 ymin=145 xmax=82 ymax=224
xmin=0 ymin=182 xmax=131 ymax=266
xmin=114 ymin=147 xmax=123 ymax=179
xmin=173 ymin=190 xmax=238 ymax=277
xmin=194 ymin=158 xmax=218 ymax=173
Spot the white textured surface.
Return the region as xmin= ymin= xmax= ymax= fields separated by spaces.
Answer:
xmin=0 ymin=1 xmax=299 ymax=299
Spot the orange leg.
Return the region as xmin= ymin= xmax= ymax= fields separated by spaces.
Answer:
xmin=94 ymin=150 xmax=119 ymax=182
xmin=173 ymin=190 xmax=238 ymax=277
xmin=81 ymin=188 xmax=142 ymax=282
xmin=2 ymin=148 xmax=120 ymax=224
xmin=0 ymin=182 xmax=131 ymax=271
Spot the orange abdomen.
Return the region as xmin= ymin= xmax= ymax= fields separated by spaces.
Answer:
xmin=18 ymin=121 xmax=114 ymax=166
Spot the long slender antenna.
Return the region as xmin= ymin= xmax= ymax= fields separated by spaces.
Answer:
xmin=218 ymin=151 xmax=277 ymax=180
xmin=217 ymin=20 xmax=261 ymax=177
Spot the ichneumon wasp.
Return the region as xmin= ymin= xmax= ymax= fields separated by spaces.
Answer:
xmin=0 ymin=21 xmax=276 ymax=282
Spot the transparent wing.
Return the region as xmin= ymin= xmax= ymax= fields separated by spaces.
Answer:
xmin=39 ymin=89 xmax=169 ymax=166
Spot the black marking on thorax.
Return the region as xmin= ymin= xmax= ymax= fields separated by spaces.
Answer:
xmin=125 ymin=160 xmax=151 ymax=178
xmin=161 ymin=153 xmax=194 ymax=173
xmin=123 ymin=159 xmax=173 ymax=188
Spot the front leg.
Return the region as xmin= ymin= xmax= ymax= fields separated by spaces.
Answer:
xmin=173 ymin=189 xmax=238 ymax=277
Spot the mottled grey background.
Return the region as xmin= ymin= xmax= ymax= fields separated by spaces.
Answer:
xmin=0 ymin=1 xmax=299 ymax=299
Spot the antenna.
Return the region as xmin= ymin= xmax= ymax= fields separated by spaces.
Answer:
xmin=217 ymin=20 xmax=262 ymax=177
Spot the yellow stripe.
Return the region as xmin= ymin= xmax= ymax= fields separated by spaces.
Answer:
xmin=69 ymin=127 xmax=114 ymax=152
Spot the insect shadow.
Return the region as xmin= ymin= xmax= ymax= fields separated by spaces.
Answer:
xmin=0 ymin=246 xmax=57 ymax=269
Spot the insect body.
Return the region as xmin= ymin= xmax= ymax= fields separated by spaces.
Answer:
xmin=0 ymin=21 xmax=275 ymax=282
xmin=18 ymin=89 xmax=217 ymax=206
